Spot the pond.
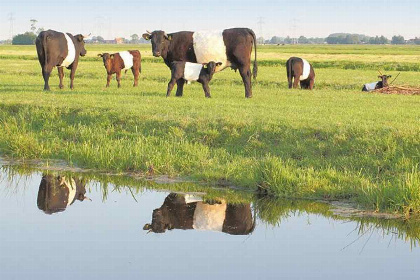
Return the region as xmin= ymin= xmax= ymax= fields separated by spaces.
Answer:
xmin=0 ymin=165 xmax=419 ymax=279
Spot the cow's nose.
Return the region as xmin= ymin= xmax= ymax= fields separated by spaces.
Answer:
xmin=154 ymin=52 xmax=161 ymax=57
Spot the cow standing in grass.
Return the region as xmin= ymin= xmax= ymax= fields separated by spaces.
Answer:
xmin=286 ymin=57 xmax=315 ymax=90
xmin=98 ymin=50 xmax=142 ymax=88
xmin=167 ymin=61 xmax=222 ymax=97
xmin=35 ymin=30 xmax=87 ymax=91
xmin=142 ymin=28 xmax=257 ymax=98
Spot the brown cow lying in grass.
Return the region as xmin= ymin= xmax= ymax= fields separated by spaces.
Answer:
xmin=167 ymin=61 xmax=222 ymax=98
xmin=98 ymin=50 xmax=141 ymax=88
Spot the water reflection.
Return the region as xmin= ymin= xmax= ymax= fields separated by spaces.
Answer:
xmin=143 ymin=193 xmax=255 ymax=235
xmin=37 ymin=174 xmax=91 ymax=214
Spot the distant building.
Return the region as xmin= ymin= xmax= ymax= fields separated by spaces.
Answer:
xmin=115 ymin=37 xmax=124 ymax=44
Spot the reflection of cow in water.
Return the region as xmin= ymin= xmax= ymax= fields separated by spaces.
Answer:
xmin=37 ymin=174 xmax=90 ymax=214
xmin=143 ymin=193 xmax=255 ymax=235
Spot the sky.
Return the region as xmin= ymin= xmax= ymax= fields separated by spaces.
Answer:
xmin=1 ymin=0 xmax=419 ymax=40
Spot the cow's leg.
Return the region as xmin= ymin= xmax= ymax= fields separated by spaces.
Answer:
xmin=58 ymin=67 xmax=64 ymax=89
xmin=201 ymin=82 xmax=211 ymax=98
xmin=293 ymin=76 xmax=300 ymax=89
xmin=131 ymin=67 xmax=139 ymax=87
xmin=69 ymin=63 xmax=78 ymax=90
xmin=175 ymin=79 xmax=185 ymax=97
xmin=42 ymin=65 xmax=53 ymax=91
xmin=116 ymin=70 xmax=122 ymax=88
xmin=167 ymin=78 xmax=177 ymax=97
xmin=106 ymin=73 xmax=112 ymax=87
xmin=309 ymin=79 xmax=315 ymax=90
xmin=239 ymin=66 xmax=252 ymax=98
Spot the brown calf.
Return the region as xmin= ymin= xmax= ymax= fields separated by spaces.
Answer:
xmin=98 ymin=50 xmax=141 ymax=88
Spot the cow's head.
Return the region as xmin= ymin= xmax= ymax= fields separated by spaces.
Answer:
xmin=98 ymin=53 xmax=112 ymax=71
xmin=143 ymin=208 xmax=172 ymax=233
xmin=378 ymin=75 xmax=392 ymax=87
xmin=142 ymin=30 xmax=172 ymax=57
xmin=203 ymin=61 xmax=223 ymax=77
xmin=74 ymin=34 xmax=87 ymax=56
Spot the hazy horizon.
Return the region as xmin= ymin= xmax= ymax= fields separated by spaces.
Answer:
xmin=1 ymin=0 xmax=419 ymax=41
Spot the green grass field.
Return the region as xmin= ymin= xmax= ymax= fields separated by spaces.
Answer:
xmin=0 ymin=44 xmax=419 ymax=215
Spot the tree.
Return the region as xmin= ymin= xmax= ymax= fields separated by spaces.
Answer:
xmin=12 ymin=32 xmax=37 ymax=45
xmin=298 ymin=36 xmax=310 ymax=44
xmin=130 ymin=34 xmax=140 ymax=44
xmin=391 ymin=35 xmax=405 ymax=45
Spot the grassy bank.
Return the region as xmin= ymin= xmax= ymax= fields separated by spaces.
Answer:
xmin=0 ymin=44 xmax=419 ymax=215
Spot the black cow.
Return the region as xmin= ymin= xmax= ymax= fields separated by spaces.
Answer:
xmin=37 ymin=174 xmax=90 ymax=214
xmin=142 ymin=28 xmax=257 ymax=98
xmin=362 ymin=75 xmax=392 ymax=91
xmin=167 ymin=61 xmax=222 ymax=98
xmin=35 ymin=30 xmax=87 ymax=91
xmin=143 ymin=193 xmax=255 ymax=235
xmin=286 ymin=57 xmax=315 ymax=90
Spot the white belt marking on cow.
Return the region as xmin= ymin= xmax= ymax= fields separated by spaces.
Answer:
xmin=193 ymin=201 xmax=227 ymax=232
xmin=119 ymin=51 xmax=134 ymax=70
xmin=184 ymin=194 xmax=203 ymax=204
xmin=60 ymin=33 xmax=76 ymax=68
xmin=192 ymin=31 xmax=230 ymax=72
xmin=300 ymin=58 xmax=311 ymax=81
xmin=183 ymin=62 xmax=203 ymax=81
xmin=63 ymin=177 xmax=77 ymax=206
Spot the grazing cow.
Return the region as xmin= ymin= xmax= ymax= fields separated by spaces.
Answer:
xmin=37 ymin=174 xmax=90 ymax=214
xmin=98 ymin=50 xmax=142 ymax=88
xmin=362 ymin=75 xmax=392 ymax=91
xmin=142 ymin=28 xmax=257 ymax=98
xmin=143 ymin=193 xmax=255 ymax=235
xmin=35 ymin=30 xmax=87 ymax=91
xmin=167 ymin=61 xmax=222 ymax=97
xmin=286 ymin=57 xmax=315 ymax=90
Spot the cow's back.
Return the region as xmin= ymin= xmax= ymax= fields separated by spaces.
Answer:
xmin=35 ymin=30 xmax=68 ymax=67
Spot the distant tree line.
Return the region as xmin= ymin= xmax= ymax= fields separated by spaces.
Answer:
xmin=259 ymin=33 xmax=420 ymax=45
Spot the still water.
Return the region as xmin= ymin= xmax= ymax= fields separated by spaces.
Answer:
xmin=0 ymin=168 xmax=419 ymax=279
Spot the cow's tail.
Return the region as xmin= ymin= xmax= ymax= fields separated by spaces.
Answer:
xmin=249 ymin=29 xmax=258 ymax=80
xmin=42 ymin=32 xmax=48 ymax=67
xmin=287 ymin=58 xmax=292 ymax=88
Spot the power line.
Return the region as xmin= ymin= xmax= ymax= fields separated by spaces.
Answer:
xmin=257 ymin=17 xmax=265 ymax=39
xmin=8 ymin=12 xmax=15 ymax=41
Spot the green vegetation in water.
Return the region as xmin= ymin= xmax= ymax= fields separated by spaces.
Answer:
xmin=0 ymin=44 xmax=419 ymax=216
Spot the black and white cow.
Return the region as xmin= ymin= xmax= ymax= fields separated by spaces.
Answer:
xmin=142 ymin=28 xmax=257 ymax=98
xmin=143 ymin=193 xmax=255 ymax=235
xmin=362 ymin=75 xmax=392 ymax=91
xmin=167 ymin=61 xmax=222 ymax=97
xmin=35 ymin=30 xmax=87 ymax=90
xmin=37 ymin=174 xmax=90 ymax=214
xmin=286 ymin=57 xmax=315 ymax=90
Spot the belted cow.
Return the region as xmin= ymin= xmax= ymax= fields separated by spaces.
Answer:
xmin=362 ymin=75 xmax=392 ymax=91
xmin=142 ymin=28 xmax=258 ymax=98
xmin=286 ymin=57 xmax=315 ymax=90
xmin=37 ymin=174 xmax=90 ymax=214
xmin=143 ymin=193 xmax=255 ymax=235
xmin=35 ymin=30 xmax=87 ymax=91
xmin=167 ymin=61 xmax=222 ymax=97
xmin=98 ymin=50 xmax=142 ymax=88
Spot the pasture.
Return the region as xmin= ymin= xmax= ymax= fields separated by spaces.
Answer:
xmin=0 ymin=44 xmax=419 ymax=215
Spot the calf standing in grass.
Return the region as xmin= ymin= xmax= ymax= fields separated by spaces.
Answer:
xmin=286 ymin=57 xmax=315 ymax=90
xmin=98 ymin=50 xmax=141 ymax=88
xmin=167 ymin=61 xmax=222 ymax=98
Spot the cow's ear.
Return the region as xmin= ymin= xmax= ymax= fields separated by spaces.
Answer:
xmin=167 ymin=34 xmax=172 ymax=41
xmin=75 ymin=34 xmax=84 ymax=42
xmin=216 ymin=62 xmax=223 ymax=66
xmin=203 ymin=64 xmax=208 ymax=69
xmin=142 ymin=33 xmax=151 ymax=40
xmin=143 ymin=224 xmax=151 ymax=230
xmin=378 ymin=76 xmax=382 ymax=78
xmin=97 ymin=53 xmax=103 ymax=57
